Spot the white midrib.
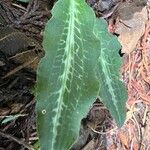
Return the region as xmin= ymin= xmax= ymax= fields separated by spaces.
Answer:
xmin=51 ymin=0 xmax=76 ymax=149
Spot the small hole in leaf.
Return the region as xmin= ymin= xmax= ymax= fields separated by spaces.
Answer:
xmin=42 ymin=109 xmax=46 ymax=114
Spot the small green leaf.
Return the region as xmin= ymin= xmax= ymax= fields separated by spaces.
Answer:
xmin=94 ymin=18 xmax=127 ymax=126
xmin=33 ymin=141 xmax=40 ymax=150
xmin=36 ymin=0 xmax=100 ymax=149
xmin=17 ymin=0 xmax=30 ymax=3
xmin=1 ymin=114 xmax=26 ymax=124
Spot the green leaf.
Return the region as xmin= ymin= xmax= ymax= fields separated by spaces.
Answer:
xmin=33 ymin=141 xmax=40 ymax=150
xmin=36 ymin=0 xmax=100 ymax=149
xmin=17 ymin=0 xmax=30 ymax=3
xmin=1 ymin=114 xmax=26 ymax=124
xmin=94 ymin=18 xmax=127 ymax=126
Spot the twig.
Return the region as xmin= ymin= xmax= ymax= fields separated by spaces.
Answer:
xmin=142 ymin=104 xmax=149 ymax=125
xmin=11 ymin=3 xmax=26 ymax=12
xmin=132 ymin=114 xmax=142 ymax=143
xmin=88 ymin=124 xmax=117 ymax=135
xmin=2 ymin=57 xmax=38 ymax=79
xmin=0 ymin=130 xmax=35 ymax=150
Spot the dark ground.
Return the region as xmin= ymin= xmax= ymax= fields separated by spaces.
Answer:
xmin=0 ymin=0 xmax=51 ymax=149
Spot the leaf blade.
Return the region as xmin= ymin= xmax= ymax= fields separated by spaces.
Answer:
xmin=94 ymin=19 xmax=127 ymax=126
xmin=36 ymin=0 xmax=100 ymax=149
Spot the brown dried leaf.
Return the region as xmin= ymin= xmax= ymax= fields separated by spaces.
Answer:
xmin=115 ymin=6 xmax=147 ymax=54
xmin=118 ymin=131 xmax=129 ymax=148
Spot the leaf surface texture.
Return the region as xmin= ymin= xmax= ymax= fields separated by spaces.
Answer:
xmin=36 ymin=0 xmax=100 ymax=149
